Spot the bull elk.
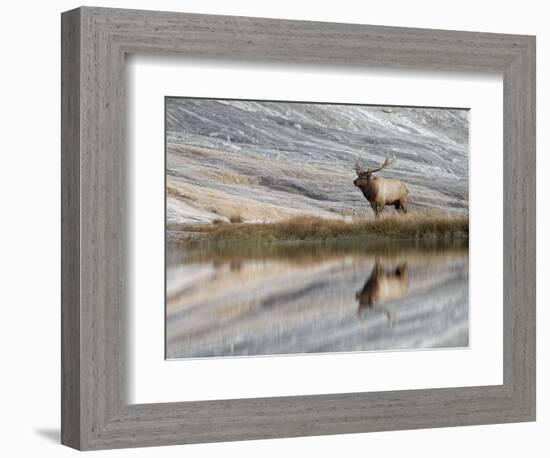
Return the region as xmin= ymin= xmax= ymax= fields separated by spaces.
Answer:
xmin=353 ymin=155 xmax=409 ymax=218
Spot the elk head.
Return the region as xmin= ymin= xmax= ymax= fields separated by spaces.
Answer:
xmin=353 ymin=155 xmax=394 ymax=189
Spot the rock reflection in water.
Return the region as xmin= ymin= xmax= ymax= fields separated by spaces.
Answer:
xmin=166 ymin=240 xmax=469 ymax=359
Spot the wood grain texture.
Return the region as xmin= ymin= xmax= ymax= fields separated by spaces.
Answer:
xmin=61 ymin=6 xmax=536 ymax=450
xmin=60 ymin=7 xmax=81 ymax=449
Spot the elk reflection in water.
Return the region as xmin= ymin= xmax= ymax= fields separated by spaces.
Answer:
xmin=166 ymin=240 xmax=469 ymax=359
xmin=356 ymin=262 xmax=409 ymax=325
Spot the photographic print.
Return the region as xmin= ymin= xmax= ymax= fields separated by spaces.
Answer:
xmin=165 ymin=98 xmax=469 ymax=359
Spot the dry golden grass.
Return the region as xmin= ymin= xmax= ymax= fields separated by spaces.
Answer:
xmin=177 ymin=212 xmax=468 ymax=243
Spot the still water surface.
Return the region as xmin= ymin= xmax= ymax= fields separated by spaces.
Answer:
xmin=166 ymin=239 xmax=469 ymax=359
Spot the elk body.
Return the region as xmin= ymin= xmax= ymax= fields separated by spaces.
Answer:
xmin=353 ymin=156 xmax=409 ymax=218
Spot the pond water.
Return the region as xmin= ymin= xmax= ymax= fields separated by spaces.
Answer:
xmin=165 ymin=239 xmax=469 ymax=359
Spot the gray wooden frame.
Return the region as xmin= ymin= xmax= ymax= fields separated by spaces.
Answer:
xmin=61 ymin=6 xmax=536 ymax=451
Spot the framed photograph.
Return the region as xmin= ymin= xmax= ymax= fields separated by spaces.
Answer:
xmin=61 ymin=6 xmax=536 ymax=450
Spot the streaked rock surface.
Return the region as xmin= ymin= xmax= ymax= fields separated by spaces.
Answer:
xmin=166 ymin=99 xmax=469 ymax=225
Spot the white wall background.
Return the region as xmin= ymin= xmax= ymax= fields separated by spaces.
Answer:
xmin=0 ymin=0 xmax=546 ymax=456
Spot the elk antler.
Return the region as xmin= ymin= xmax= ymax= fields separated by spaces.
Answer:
xmin=367 ymin=157 xmax=394 ymax=174
xmin=354 ymin=149 xmax=367 ymax=175
xmin=354 ymin=157 xmax=366 ymax=175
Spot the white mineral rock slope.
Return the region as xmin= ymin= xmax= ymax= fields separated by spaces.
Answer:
xmin=166 ymin=99 xmax=469 ymax=225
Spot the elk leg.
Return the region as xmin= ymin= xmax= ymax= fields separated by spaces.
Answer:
xmin=371 ymin=202 xmax=381 ymax=219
